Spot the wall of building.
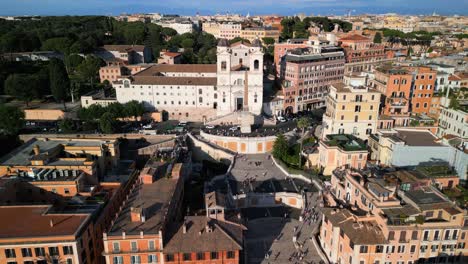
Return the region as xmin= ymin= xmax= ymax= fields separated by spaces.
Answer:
xmin=24 ymin=109 xmax=69 ymax=121
xmin=200 ymin=131 xmax=275 ymax=154
xmin=187 ymin=133 xmax=235 ymax=165
xmin=235 ymin=192 xmax=304 ymax=209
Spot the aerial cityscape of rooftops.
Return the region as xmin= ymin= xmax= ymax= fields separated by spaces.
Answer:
xmin=0 ymin=1 xmax=467 ymax=264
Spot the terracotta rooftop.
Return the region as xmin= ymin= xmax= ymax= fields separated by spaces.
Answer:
xmin=132 ymin=76 xmax=217 ymax=86
xmin=108 ymin=163 xmax=182 ymax=236
xmin=449 ymin=74 xmax=462 ymax=81
xmin=102 ymin=45 xmax=146 ymax=53
xmin=161 ymin=51 xmax=182 ymax=58
xmin=0 ymin=206 xmax=89 ymax=241
xmin=339 ymin=34 xmax=371 ymax=42
xmin=134 ymin=64 xmax=217 ymax=75
xmin=322 ymin=208 xmax=386 ymax=245
xmin=163 ymin=216 xmax=243 ymax=253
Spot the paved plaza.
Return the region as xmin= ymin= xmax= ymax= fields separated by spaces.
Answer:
xmin=245 ymin=192 xmax=324 ymax=264
xmin=229 ymin=154 xmax=312 ymax=195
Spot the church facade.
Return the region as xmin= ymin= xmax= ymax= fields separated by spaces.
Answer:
xmin=113 ymin=39 xmax=264 ymax=121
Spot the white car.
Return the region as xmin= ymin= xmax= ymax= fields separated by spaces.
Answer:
xmin=229 ymin=126 xmax=240 ymax=131
xmin=277 ymin=116 xmax=287 ymax=123
xmin=205 ymin=125 xmax=216 ymax=129
xmin=142 ymin=124 xmax=153 ymax=129
xmin=178 ymin=121 xmax=188 ymax=127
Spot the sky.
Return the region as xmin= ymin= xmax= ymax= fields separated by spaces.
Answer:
xmin=0 ymin=0 xmax=467 ymax=16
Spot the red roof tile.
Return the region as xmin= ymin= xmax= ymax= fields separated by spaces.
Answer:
xmin=0 ymin=206 xmax=88 ymax=240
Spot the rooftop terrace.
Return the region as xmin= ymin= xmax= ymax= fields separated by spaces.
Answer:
xmin=323 ymin=134 xmax=367 ymax=151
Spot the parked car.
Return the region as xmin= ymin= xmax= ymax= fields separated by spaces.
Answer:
xmin=229 ymin=126 xmax=240 ymax=131
xmin=178 ymin=121 xmax=188 ymax=127
xmin=142 ymin=124 xmax=153 ymax=129
xmin=205 ymin=125 xmax=216 ymax=129
xmin=277 ymin=116 xmax=287 ymax=123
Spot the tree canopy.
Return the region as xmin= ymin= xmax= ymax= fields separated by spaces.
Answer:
xmin=0 ymin=104 xmax=25 ymax=135
xmin=280 ymin=16 xmax=352 ymax=40
xmin=373 ymin=32 xmax=382 ymax=43
xmin=48 ymin=58 xmax=70 ymax=105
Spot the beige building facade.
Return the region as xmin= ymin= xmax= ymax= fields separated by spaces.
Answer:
xmin=322 ymin=83 xmax=381 ymax=140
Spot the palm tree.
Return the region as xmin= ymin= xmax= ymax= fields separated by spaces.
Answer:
xmin=297 ymin=117 xmax=311 ymax=166
xmin=37 ymin=254 xmax=67 ymax=264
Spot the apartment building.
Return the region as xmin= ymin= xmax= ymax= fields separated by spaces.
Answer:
xmin=320 ymin=168 xmax=468 ymax=264
xmin=0 ymin=137 xmax=120 ymax=178
xmin=153 ymin=19 xmax=194 ymax=34
xmin=0 ymin=205 xmax=96 ymax=264
xmin=114 ymin=39 xmax=264 ymax=121
xmin=339 ymin=34 xmax=389 ymax=74
xmin=240 ymin=27 xmax=280 ymax=43
xmin=274 ymin=39 xmax=310 ymax=75
xmin=99 ymin=64 xmax=148 ymax=83
xmin=96 ymin=45 xmax=153 ymax=65
xmin=406 ymin=67 xmax=437 ymax=115
xmin=281 ymin=47 xmax=345 ymax=112
xmin=316 ymin=134 xmax=368 ymax=175
xmin=322 ymin=83 xmax=381 ymax=140
xmin=102 ymin=142 xmax=243 ymax=264
xmin=202 ymin=22 xmax=242 ymax=40
xmin=0 ymin=137 xmax=133 ymax=264
xmin=157 ymin=50 xmax=182 ymax=65
xmin=437 ymin=105 xmax=468 ymax=138
xmin=370 ymin=67 xmax=413 ymax=127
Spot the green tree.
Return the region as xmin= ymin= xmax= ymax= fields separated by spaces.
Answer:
xmin=99 ymin=112 xmax=116 ymax=134
xmin=161 ymin=27 xmax=178 ymax=37
xmin=4 ymin=74 xmax=36 ymax=106
xmin=0 ymin=104 xmax=25 ymax=135
xmin=181 ymin=38 xmax=194 ymax=49
xmin=48 ymin=58 xmax=70 ymax=109
xmin=58 ymin=118 xmax=75 ymax=133
xmin=41 ymin=37 xmax=74 ymax=54
xmin=76 ymin=55 xmax=104 ymax=86
xmin=124 ymin=100 xmax=145 ymax=121
xmin=64 ymin=54 xmax=84 ymax=73
xmin=427 ymin=47 xmax=434 ymax=53
xmin=272 ymin=134 xmax=288 ymax=160
xmin=262 ymin=37 xmax=275 ymax=46
xmin=373 ymin=32 xmax=382 ymax=43
xmin=107 ymin=102 xmax=125 ymax=118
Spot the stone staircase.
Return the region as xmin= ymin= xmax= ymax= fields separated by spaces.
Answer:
xmin=205 ymin=111 xmax=243 ymax=125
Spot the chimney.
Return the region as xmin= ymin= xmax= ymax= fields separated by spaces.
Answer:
xmin=130 ymin=207 xmax=144 ymax=222
xmin=49 ymin=219 xmax=54 ymax=227
xmin=183 ymin=222 xmax=187 ymax=234
xmin=140 ymin=168 xmax=154 ymax=184
xmin=33 ymin=145 xmax=41 ymax=155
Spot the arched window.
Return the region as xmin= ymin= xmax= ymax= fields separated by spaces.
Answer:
xmin=198 ymin=89 xmax=202 ymax=95
xmin=221 ymin=61 xmax=227 ymax=71
xmin=214 ymin=93 xmax=218 ymax=99
xmin=254 ymin=59 xmax=259 ymax=70
xmin=124 ymin=80 xmax=130 ymax=88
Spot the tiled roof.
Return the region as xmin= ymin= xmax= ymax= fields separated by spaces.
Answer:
xmin=162 ymin=52 xmax=182 ymax=58
xmin=102 ymin=45 xmax=146 ymax=53
xmin=339 ymin=34 xmax=371 ymax=41
xmin=0 ymin=206 xmax=89 ymax=240
xmin=163 ymin=216 xmax=243 ymax=253
xmin=109 ymin=173 xmax=179 ymax=235
xmin=322 ymin=208 xmax=386 ymax=245
xmin=135 ymin=64 xmax=217 ymax=75
xmin=132 ymin=76 xmax=217 ymax=86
